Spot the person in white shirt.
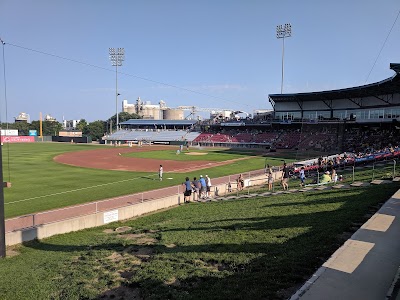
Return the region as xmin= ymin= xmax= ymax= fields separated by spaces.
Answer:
xmin=205 ymin=175 xmax=212 ymax=198
xmin=159 ymin=165 xmax=163 ymax=181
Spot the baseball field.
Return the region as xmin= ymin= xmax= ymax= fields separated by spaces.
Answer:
xmin=3 ymin=142 xmax=288 ymax=218
xmin=0 ymin=142 xmax=399 ymax=299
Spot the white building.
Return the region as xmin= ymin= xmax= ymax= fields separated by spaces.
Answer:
xmin=62 ymin=119 xmax=81 ymax=130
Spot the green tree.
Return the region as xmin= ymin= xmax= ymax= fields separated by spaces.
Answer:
xmin=7 ymin=122 xmax=30 ymax=135
xmin=29 ymin=120 xmax=62 ymax=136
xmin=86 ymin=120 xmax=106 ymax=141
xmin=108 ymin=112 xmax=141 ymax=131
xmin=43 ymin=121 xmax=62 ymax=136
xmin=76 ymin=119 xmax=88 ymax=133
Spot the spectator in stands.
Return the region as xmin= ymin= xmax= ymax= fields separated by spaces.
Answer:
xmin=237 ymin=174 xmax=244 ymax=191
xmin=281 ymin=163 xmax=290 ymax=190
xmin=159 ymin=165 xmax=163 ymax=181
xmin=331 ymin=169 xmax=338 ymax=183
xmin=266 ymin=164 xmax=273 ymax=191
xmin=199 ymin=175 xmax=207 ymax=199
xmin=205 ymin=175 xmax=212 ymax=198
xmin=320 ymin=171 xmax=332 ymax=184
xmin=182 ymin=177 xmax=192 ymax=203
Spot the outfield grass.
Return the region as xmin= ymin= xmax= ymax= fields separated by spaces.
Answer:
xmin=1 ymin=183 xmax=398 ymax=300
xmin=3 ymin=143 xmax=289 ymax=218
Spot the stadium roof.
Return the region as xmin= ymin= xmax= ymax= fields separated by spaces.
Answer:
xmin=120 ymin=119 xmax=197 ymax=126
xmin=269 ymin=63 xmax=400 ymax=104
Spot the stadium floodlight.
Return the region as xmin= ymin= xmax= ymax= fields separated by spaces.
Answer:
xmin=276 ymin=23 xmax=292 ymax=94
xmin=109 ymin=47 xmax=125 ymax=131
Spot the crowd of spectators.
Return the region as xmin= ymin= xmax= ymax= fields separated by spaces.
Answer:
xmin=342 ymin=128 xmax=400 ymax=154
xmin=194 ymin=126 xmax=400 ymax=155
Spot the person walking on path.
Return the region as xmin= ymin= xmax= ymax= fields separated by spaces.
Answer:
xmin=299 ymin=166 xmax=306 ymax=187
xmin=266 ymin=164 xmax=274 ymax=191
xmin=205 ymin=175 xmax=212 ymax=198
xmin=281 ymin=163 xmax=290 ymax=190
xmin=182 ymin=177 xmax=192 ymax=203
xmin=159 ymin=165 xmax=163 ymax=181
xmin=237 ymin=174 xmax=244 ymax=191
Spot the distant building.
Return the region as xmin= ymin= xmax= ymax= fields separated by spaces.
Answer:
xmin=14 ymin=112 xmax=30 ymax=123
xmin=253 ymin=109 xmax=274 ymax=122
xmin=62 ymin=119 xmax=81 ymax=130
xmin=122 ymin=97 xmax=184 ymax=120
xmin=44 ymin=114 xmax=57 ymax=122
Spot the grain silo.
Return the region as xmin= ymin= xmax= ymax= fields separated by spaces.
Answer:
xmin=163 ymin=108 xmax=184 ymax=120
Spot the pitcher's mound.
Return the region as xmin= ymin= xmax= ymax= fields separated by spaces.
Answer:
xmin=185 ymin=152 xmax=207 ymax=156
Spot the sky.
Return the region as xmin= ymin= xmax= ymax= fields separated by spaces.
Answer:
xmin=0 ymin=0 xmax=399 ymax=123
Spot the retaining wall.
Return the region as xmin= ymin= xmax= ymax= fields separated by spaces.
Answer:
xmin=6 ymin=172 xmax=270 ymax=246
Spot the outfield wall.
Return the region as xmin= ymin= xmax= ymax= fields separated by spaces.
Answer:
xmin=5 ymin=172 xmax=271 ymax=246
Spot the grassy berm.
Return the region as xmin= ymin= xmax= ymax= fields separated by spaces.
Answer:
xmin=1 ymin=183 xmax=398 ymax=300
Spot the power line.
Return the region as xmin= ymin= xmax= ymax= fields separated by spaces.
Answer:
xmin=5 ymin=41 xmax=250 ymax=109
xmin=365 ymin=9 xmax=400 ymax=83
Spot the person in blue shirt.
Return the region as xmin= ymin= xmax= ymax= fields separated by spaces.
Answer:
xmin=199 ymin=175 xmax=207 ymax=199
xmin=299 ymin=167 xmax=306 ymax=187
xmin=183 ymin=177 xmax=192 ymax=203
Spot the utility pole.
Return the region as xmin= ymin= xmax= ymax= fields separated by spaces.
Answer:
xmin=0 ymin=37 xmax=7 ymax=257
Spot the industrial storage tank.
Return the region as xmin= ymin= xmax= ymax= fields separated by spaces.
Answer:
xmin=163 ymin=108 xmax=184 ymax=120
xmin=141 ymin=106 xmax=162 ymax=119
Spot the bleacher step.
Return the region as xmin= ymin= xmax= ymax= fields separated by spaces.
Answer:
xmin=314 ymin=186 xmax=332 ymax=190
xmin=332 ymin=184 xmax=351 ymax=189
xmin=371 ymin=179 xmax=392 ymax=185
xmin=350 ymin=181 xmax=371 ymax=187
xmin=259 ymin=192 xmax=272 ymax=196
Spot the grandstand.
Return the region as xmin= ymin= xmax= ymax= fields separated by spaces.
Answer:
xmin=269 ymin=63 xmax=400 ymax=124
xmin=104 ymin=119 xmax=200 ymax=145
xmin=197 ymin=63 xmax=400 ymax=152
xmin=103 ymin=64 xmax=400 ymax=153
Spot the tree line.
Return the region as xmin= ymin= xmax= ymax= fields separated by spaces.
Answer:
xmin=1 ymin=112 xmax=141 ymax=141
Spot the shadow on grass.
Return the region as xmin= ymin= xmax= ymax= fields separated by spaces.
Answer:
xmin=140 ymin=175 xmax=157 ymax=181
xmin=22 ymin=184 xmax=399 ymax=300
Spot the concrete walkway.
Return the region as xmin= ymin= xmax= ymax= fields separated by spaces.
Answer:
xmin=289 ymin=184 xmax=400 ymax=300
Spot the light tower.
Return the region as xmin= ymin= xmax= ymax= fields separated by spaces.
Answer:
xmin=109 ymin=47 xmax=125 ymax=130
xmin=276 ymin=23 xmax=292 ymax=94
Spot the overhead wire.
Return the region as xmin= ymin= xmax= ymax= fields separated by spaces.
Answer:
xmin=5 ymin=41 xmax=250 ymax=109
xmin=365 ymin=9 xmax=400 ymax=83
xmin=0 ymin=39 xmax=252 ymax=204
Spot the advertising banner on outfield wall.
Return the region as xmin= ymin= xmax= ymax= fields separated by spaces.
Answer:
xmin=1 ymin=136 xmax=35 ymax=143
xmin=153 ymin=141 xmax=170 ymax=145
xmin=0 ymin=129 xmax=18 ymax=136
